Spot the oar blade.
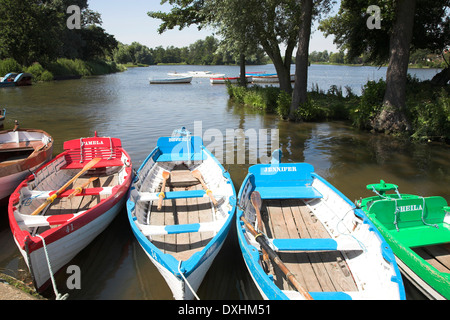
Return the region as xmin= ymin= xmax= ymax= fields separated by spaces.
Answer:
xmin=251 ymin=191 xmax=262 ymax=210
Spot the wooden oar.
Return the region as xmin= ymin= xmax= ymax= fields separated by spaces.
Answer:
xmin=31 ymin=158 xmax=102 ymax=216
xmin=240 ymin=216 xmax=314 ymax=300
xmin=157 ymin=171 xmax=170 ymax=211
xmin=192 ymin=170 xmax=218 ymax=207
xmin=68 ymin=177 xmax=98 ymax=199
xmin=251 ymin=191 xmax=270 ymax=271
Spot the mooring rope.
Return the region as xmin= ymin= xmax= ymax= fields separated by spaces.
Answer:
xmin=178 ymin=261 xmax=200 ymax=300
xmin=36 ymin=235 xmax=69 ymax=300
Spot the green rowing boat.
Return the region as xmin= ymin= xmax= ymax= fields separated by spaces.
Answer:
xmin=357 ymin=180 xmax=450 ymax=300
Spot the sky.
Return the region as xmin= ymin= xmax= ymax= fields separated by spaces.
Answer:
xmin=88 ymin=0 xmax=338 ymax=53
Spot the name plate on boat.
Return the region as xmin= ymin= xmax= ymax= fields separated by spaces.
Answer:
xmin=261 ymin=166 xmax=297 ymax=174
xmin=168 ymin=137 xmax=190 ymax=142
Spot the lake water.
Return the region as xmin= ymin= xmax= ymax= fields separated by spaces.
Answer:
xmin=0 ymin=64 xmax=448 ymax=300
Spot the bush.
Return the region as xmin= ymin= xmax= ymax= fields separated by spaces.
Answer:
xmin=25 ymin=63 xmax=54 ymax=81
xmin=227 ymin=84 xmax=280 ymax=112
xmin=351 ymin=79 xmax=386 ymax=129
xmin=276 ymin=91 xmax=291 ymax=118
xmin=292 ymin=99 xmax=329 ymax=121
xmin=409 ymin=89 xmax=450 ymax=142
xmin=0 ymin=58 xmax=23 ymax=77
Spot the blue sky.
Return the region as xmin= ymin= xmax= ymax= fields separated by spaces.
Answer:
xmin=88 ymin=0 xmax=338 ymax=53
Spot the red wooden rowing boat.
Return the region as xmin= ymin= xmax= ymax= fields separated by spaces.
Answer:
xmin=8 ymin=133 xmax=132 ymax=296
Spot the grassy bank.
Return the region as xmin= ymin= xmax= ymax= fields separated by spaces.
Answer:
xmin=227 ymin=79 xmax=450 ymax=143
xmin=0 ymin=58 xmax=126 ymax=82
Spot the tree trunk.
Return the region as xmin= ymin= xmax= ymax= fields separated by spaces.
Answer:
xmin=290 ymin=0 xmax=313 ymax=120
xmin=260 ymin=38 xmax=294 ymax=94
xmin=431 ymin=67 xmax=450 ymax=86
xmin=239 ymin=53 xmax=247 ymax=87
xmin=373 ymin=0 xmax=416 ymax=134
xmin=271 ymin=52 xmax=292 ymax=94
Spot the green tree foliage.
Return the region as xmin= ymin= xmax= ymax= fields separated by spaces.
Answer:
xmin=0 ymin=0 xmax=62 ymax=65
xmin=320 ymin=0 xmax=450 ymax=65
xmin=113 ymin=36 xmax=267 ymax=66
xmin=148 ymin=0 xmax=328 ymax=93
xmin=0 ymin=0 xmax=118 ymax=66
xmin=320 ymin=0 xmax=450 ymax=134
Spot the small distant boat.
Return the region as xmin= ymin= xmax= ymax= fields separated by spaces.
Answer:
xmin=127 ymin=127 xmax=236 ymax=300
xmin=210 ymin=76 xmax=252 ymax=84
xmin=150 ymin=76 xmax=193 ymax=84
xmin=236 ymin=151 xmax=405 ymax=300
xmin=0 ymin=109 xmax=6 ymax=127
xmin=357 ymin=180 xmax=450 ymax=300
xmin=8 ymin=133 xmax=133 ymax=294
xmin=168 ymin=71 xmax=225 ymax=78
xmin=252 ymin=74 xmax=295 ymax=83
xmin=0 ymin=73 xmax=33 ymax=88
xmin=246 ymin=71 xmax=267 ymax=75
xmin=0 ymin=123 xmax=53 ymax=201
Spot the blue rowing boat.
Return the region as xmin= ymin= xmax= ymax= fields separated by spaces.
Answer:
xmin=126 ymin=128 xmax=236 ymax=300
xmin=236 ymin=151 xmax=405 ymax=300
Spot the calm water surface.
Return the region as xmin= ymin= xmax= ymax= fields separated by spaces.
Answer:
xmin=0 ymin=65 xmax=448 ymax=300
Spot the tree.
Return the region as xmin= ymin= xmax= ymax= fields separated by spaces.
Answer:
xmin=79 ymin=25 xmax=118 ymax=60
xmin=0 ymin=0 xmax=62 ymax=65
xmin=291 ymin=0 xmax=313 ymax=119
xmin=148 ymin=0 xmax=305 ymax=93
xmin=0 ymin=0 xmax=118 ymax=64
xmin=320 ymin=0 xmax=450 ymax=134
xmin=373 ymin=0 xmax=416 ymax=133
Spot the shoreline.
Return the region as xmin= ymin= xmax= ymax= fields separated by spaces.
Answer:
xmin=0 ymin=273 xmax=45 ymax=300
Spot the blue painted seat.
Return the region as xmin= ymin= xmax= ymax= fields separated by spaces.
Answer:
xmin=154 ymin=136 xmax=205 ymax=162
xmin=309 ymin=292 xmax=352 ymax=300
xmin=271 ymin=238 xmax=362 ymax=252
xmin=139 ymin=221 xmax=221 ymax=236
xmin=256 ymin=186 xmax=322 ymax=199
xmin=164 ymin=190 xmax=205 ymax=200
xmin=135 ymin=190 xmax=208 ymax=202
xmin=248 ymin=163 xmax=323 ymax=199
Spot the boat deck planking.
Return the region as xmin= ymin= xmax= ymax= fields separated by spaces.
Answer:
xmin=260 ymin=199 xmax=358 ymax=293
xmin=149 ymin=176 xmax=214 ymax=261
xmin=413 ymin=244 xmax=450 ymax=273
xmin=39 ymin=173 xmax=119 ymax=220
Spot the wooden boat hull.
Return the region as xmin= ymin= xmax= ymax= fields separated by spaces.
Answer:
xmin=15 ymin=199 xmax=124 ymax=291
xmin=127 ymin=129 xmax=236 ymax=300
xmin=210 ymin=76 xmax=252 ymax=84
xmin=236 ymin=162 xmax=405 ymax=300
xmin=0 ymin=129 xmax=53 ymax=201
xmin=8 ymin=134 xmax=132 ymax=293
xmin=357 ymin=181 xmax=450 ymax=300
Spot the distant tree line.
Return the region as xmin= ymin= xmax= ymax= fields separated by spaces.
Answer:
xmin=113 ymin=36 xmax=269 ymax=66
xmin=309 ymin=49 xmax=450 ymax=68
